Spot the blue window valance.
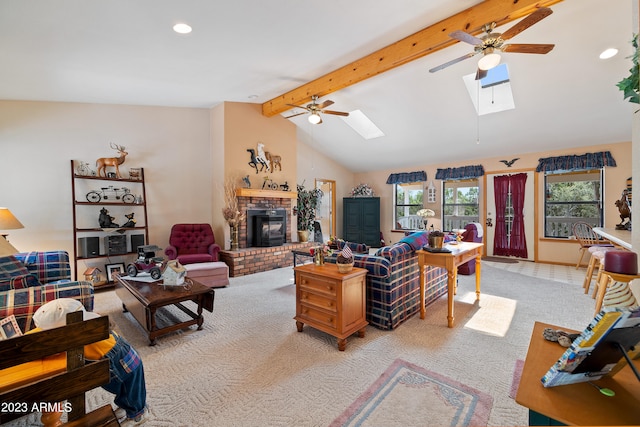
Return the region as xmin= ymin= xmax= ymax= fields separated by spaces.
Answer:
xmin=386 ymin=170 xmax=427 ymax=184
xmin=536 ymin=151 xmax=617 ymax=173
xmin=435 ymin=165 xmax=484 ymax=181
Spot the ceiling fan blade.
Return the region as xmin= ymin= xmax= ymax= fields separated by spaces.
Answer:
xmin=322 ymin=110 xmax=349 ymax=116
xmin=449 ymin=30 xmax=483 ymax=46
xmin=428 ymin=52 xmax=478 ymax=73
xmin=286 ymin=103 xmax=309 ymax=111
xmin=502 ymin=43 xmax=555 ymax=54
xmin=317 ymin=100 xmax=334 ymax=109
xmin=500 ymin=7 xmax=553 ymax=40
xmin=475 ymin=68 xmax=488 ymax=80
xmin=284 ymin=111 xmax=308 ymax=119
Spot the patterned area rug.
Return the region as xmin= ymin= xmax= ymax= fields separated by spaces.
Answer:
xmin=329 ymin=359 xmax=492 ymax=427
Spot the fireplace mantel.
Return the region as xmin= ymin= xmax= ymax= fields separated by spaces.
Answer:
xmin=236 ymin=188 xmax=297 ymax=199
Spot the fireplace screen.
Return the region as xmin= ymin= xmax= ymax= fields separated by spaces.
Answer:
xmin=254 ymin=214 xmax=284 ymax=247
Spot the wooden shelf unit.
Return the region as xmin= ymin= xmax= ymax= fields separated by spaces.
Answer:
xmin=70 ymin=160 xmax=149 ymax=288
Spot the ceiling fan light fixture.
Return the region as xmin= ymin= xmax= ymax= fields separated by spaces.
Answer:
xmin=478 ymin=49 xmax=501 ymax=71
xmin=308 ymin=113 xmax=321 ymax=124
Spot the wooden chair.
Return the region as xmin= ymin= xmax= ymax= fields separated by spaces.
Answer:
xmin=572 ymin=222 xmax=613 ymax=269
xmin=0 ymin=311 xmax=119 ymax=426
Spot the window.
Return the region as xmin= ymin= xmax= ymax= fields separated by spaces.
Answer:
xmin=443 ymin=180 xmax=479 ymax=232
xmin=393 ymin=182 xmax=423 ymax=230
xmin=544 ymin=170 xmax=603 ymax=238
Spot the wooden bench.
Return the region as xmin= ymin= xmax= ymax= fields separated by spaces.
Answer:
xmin=0 ymin=311 xmax=119 ymax=426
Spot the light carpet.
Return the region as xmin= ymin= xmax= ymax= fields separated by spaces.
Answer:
xmin=7 ymin=264 xmax=596 ymax=426
xmin=329 ymin=358 xmax=492 ymax=427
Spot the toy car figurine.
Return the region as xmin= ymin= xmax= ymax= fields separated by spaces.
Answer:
xmin=126 ymin=244 xmax=164 ymax=280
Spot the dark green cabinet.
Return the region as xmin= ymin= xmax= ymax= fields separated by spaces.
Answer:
xmin=343 ymin=197 xmax=380 ymax=247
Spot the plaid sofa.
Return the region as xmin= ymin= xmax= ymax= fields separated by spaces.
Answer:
xmin=0 ymin=251 xmax=94 ymax=333
xmin=327 ymin=231 xmax=447 ymax=330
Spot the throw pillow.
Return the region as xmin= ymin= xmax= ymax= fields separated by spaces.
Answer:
xmin=398 ymin=231 xmax=428 ymax=250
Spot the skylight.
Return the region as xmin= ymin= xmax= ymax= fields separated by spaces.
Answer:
xmin=463 ymin=64 xmax=515 ymax=116
xmin=340 ymin=109 xmax=385 ymax=140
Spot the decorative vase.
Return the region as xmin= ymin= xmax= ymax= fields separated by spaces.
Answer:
xmin=314 ymin=248 xmax=324 ymax=266
xmin=297 ymin=230 xmax=309 ymax=242
xmin=230 ymin=224 xmax=239 ymax=251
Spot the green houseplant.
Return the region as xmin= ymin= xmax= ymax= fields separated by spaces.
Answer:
xmin=296 ymin=183 xmax=323 ymax=242
xmin=617 ymin=34 xmax=639 ymax=105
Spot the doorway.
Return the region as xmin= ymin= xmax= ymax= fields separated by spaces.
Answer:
xmin=485 ymin=171 xmax=534 ymax=260
xmin=315 ymin=179 xmax=336 ymax=244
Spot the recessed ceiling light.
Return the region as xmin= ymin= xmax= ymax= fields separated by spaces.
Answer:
xmin=599 ymin=48 xmax=618 ymax=59
xmin=173 ymin=23 xmax=192 ymax=34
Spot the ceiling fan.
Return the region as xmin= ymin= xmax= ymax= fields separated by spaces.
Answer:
xmin=285 ymin=95 xmax=349 ymax=124
xmin=429 ymin=7 xmax=555 ymax=79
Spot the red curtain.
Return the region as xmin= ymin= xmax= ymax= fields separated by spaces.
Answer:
xmin=493 ymin=173 xmax=528 ymax=258
xmin=493 ymin=175 xmax=510 ymax=256
xmin=509 ymin=173 xmax=528 ymax=258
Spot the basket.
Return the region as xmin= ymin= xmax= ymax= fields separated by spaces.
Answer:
xmin=336 ymin=262 xmax=354 ymax=273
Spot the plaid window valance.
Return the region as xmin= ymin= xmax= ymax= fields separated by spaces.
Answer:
xmin=386 ymin=170 xmax=427 ymax=184
xmin=435 ymin=165 xmax=484 ymax=181
xmin=536 ymin=151 xmax=617 ymax=173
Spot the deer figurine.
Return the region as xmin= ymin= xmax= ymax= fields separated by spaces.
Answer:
xmin=96 ymin=143 xmax=128 ymax=178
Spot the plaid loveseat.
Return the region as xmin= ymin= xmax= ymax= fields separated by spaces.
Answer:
xmin=327 ymin=231 xmax=447 ymax=330
xmin=0 ymin=251 xmax=94 ymax=333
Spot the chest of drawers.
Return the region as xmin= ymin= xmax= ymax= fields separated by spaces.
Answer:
xmin=294 ymin=263 xmax=368 ymax=351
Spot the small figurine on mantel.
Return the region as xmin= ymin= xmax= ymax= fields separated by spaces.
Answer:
xmin=242 ymin=175 xmax=251 ymax=188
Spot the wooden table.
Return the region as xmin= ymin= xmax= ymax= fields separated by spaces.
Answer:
xmin=593 ymin=227 xmax=632 ymax=250
xmin=115 ymin=275 xmax=215 ymax=345
xmin=516 ymin=321 xmax=640 ymax=426
xmin=294 ymin=263 xmax=368 ymax=351
xmin=417 ymin=242 xmax=483 ymax=327
xmin=292 ymin=248 xmax=314 ymax=268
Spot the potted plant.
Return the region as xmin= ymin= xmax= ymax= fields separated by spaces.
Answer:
xmin=296 ymin=183 xmax=323 ymax=242
xmin=617 ymin=34 xmax=639 ymax=106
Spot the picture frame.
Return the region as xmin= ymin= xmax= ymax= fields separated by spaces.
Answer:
xmin=0 ymin=315 xmax=23 ymax=340
xmin=105 ymin=262 xmax=125 ymax=282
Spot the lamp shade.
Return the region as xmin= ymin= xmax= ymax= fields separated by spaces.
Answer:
xmin=308 ymin=113 xmax=321 ymax=124
xmin=477 ymin=49 xmax=501 ymax=71
xmin=0 ymin=235 xmax=19 ymax=256
xmin=0 ymin=208 xmax=24 ymax=230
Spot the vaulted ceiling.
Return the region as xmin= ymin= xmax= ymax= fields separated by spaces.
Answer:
xmin=0 ymin=0 xmax=634 ymax=172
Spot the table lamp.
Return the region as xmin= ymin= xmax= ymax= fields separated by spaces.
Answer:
xmin=0 ymin=207 xmax=24 ymax=256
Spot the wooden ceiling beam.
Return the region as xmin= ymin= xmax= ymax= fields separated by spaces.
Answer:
xmin=262 ymin=0 xmax=564 ymax=117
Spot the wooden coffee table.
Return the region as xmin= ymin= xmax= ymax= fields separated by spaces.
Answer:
xmin=115 ymin=275 xmax=215 ymax=345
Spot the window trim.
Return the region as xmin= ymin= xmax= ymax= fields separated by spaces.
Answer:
xmin=392 ymin=182 xmax=424 ymax=231
xmin=543 ymin=169 xmax=604 ymax=238
xmin=442 ymin=179 xmax=480 ymax=232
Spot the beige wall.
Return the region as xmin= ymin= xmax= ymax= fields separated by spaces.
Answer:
xmin=355 ymin=141 xmax=632 ymax=264
xmin=296 ymin=136 xmax=355 ymax=238
xmin=0 ymin=100 xmax=212 ymax=276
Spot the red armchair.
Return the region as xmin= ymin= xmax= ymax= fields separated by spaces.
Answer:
xmin=165 ymin=224 xmax=221 ymax=265
xmin=458 ymin=223 xmax=483 ymax=275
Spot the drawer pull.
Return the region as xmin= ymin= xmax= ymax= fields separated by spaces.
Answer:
xmin=327 ymin=286 xmax=333 ymax=291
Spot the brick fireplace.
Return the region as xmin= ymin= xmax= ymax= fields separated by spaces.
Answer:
xmin=219 ymin=188 xmax=313 ymax=277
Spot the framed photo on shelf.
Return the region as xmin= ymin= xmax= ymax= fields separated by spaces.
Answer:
xmin=0 ymin=315 xmax=23 ymax=340
xmin=105 ymin=262 xmax=125 ymax=282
